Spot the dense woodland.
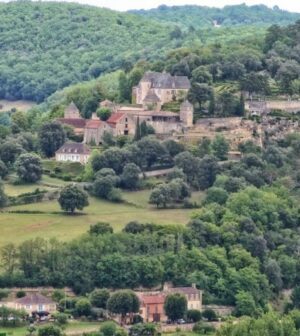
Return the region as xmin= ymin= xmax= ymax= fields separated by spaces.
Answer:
xmin=132 ymin=4 xmax=300 ymax=27
xmin=0 ymin=2 xmax=300 ymax=103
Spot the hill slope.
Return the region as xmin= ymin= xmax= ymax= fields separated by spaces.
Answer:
xmin=0 ymin=1 xmax=177 ymax=102
xmin=131 ymin=4 xmax=300 ymax=28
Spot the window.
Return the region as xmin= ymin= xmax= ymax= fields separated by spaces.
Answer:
xmin=26 ymin=305 xmax=31 ymax=310
xmin=38 ymin=304 xmax=44 ymax=312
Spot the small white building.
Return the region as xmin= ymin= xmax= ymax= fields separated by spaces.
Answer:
xmin=55 ymin=143 xmax=91 ymax=164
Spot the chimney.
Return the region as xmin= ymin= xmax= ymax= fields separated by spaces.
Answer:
xmin=192 ymin=283 xmax=197 ymax=289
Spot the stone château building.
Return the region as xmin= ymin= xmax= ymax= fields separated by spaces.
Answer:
xmin=133 ymin=71 xmax=191 ymax=108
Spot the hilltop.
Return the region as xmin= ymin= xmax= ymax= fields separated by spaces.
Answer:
xmin=131 ymin=4 xmax=300 ymax=28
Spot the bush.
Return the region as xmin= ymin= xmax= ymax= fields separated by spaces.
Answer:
xmin=193 ymin=322 xmax=215 ymax=334
xmin=202 ymin=309 xmax=218 ymax=321
xmin=100 ymin=321 xmax=117 ymax=336
xmin=16 ymin=290 xmax=26 ymax=298
xmin=187 ymin=309 xmax=202 ymax=322
xmin=54 ymin=312 xmax=68 ymax=325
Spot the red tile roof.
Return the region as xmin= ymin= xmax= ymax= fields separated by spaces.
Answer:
xmin=140 ymin=294 xmax=165 ymax=305
xmin=57 ymin=118 xmax=86 ymax=129
xmin=107 ymin=112 xmax=125 ymax=126
xmin=85 ymin=119 xmax=102 ymax=128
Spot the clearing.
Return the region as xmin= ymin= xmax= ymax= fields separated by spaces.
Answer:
xmin=0 ymin=100 xmax=36 ymax=113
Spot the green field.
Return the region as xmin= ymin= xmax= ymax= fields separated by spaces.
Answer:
xmin=0 ymin=185 xmax=204 ymax=246
xmin=0 ymin=321 xmax=102 ymax=336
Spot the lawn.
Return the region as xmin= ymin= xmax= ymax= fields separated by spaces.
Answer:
xmin=0 ymin=321 xmax=102 ymax=335
xmin=0 ymin=188 xmax=204 ymax=246
xmin=0 ymin=100 xmax=35 ymax=113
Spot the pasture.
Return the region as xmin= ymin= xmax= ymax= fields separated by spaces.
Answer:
xmin=1 ymin=180 xmax=204 ymax=246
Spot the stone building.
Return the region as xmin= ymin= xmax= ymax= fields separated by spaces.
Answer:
xmin=55 ymin=143 xmax=91 ymax=164
xmin=138 ymin=293 xmax=167 ymax=323
xmin=57 ymin=102 xmax=86 ymax=135
xmin=133 ymin=72 xmax=191 ymax=106
xmin=164 ymin=283 xmax=203 ymax=311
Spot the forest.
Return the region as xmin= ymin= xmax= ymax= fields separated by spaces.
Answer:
xmin=132 ymin=4 xmax=300 ymax=27
xmin=0 ymin=1 xmax=300 ymax=103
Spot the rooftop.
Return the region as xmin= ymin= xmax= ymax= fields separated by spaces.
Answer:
xmin=85 ymin=119 xmax=102 ymax=128
xmin=140 ymin=72 xmax=191 ymax=90
xmin=57 ymin=118 xmax=86 ymax=129
xmin=139 ymin=294 xmax=165 ymax=305
xmin=107 ymin=112 xmax=126 ymax=126
xmin=16 ymin=294 xmax=54 ymax=305
xmin=56 ymin=143 xmax=91 ymax=155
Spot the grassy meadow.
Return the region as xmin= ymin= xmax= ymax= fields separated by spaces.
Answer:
xmin=1 ymin=179 xmax=204 ymax=246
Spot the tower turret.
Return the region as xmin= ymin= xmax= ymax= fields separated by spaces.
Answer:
xmin=180 ymin=101 xmax=194 ymax=127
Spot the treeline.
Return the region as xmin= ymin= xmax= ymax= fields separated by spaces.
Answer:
xmin=132 ymin=4 xmax=300 ymax=28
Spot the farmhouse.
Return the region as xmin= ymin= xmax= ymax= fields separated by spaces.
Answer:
xmin=133 ymin=71 xmax=191 ymax=107
xmin=55 ymin=143 xmax=91 ymax=164
xmin=83 ymin=101 xmax=194 ymax=145
xmin=138 ymin=293 xmax=167 ymax=323
xmin=1 ymin=294 xmax=56 ymax=315
xmin=164 ymin=283 xmax=203 ymax=311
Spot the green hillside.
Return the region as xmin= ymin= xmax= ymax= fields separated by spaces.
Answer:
xmin=0 ymin=1 xmax=178 ymax=102
xmin=131 ymin=4 xmax=300 ymax=28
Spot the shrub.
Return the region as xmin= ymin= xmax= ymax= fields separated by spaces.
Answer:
xmin=202 ymin=309 xmax=218 ymax=322
xmin=187 ymin=309 xmax=202 ymax=322
xmin=193 ymin=322 xmax=215 ymax=334
xmin=100 ymin=321 xmax=117 ymax=336
xmin=16 ymin=290 xmax=26 ymax=298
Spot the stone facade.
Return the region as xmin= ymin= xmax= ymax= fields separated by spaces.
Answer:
xmin=134 ymin=72 xmax=191 ymax=106
xmin=55 ymin=143 xmax=90 ymax=164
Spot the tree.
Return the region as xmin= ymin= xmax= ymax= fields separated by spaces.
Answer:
xmin=75 ymin=298 xmax=92 ymax=316
xmin=107 ymin=290 xmax=140 ymax=324
xmin=202 ymin=309 xmax=218 ymax=321
xmin=212 ymin=135 xmax=229 ymax=161
xmin=164 ymin=293 xmax=187 ymax=322
xmin=235 ymin=93 xmax=245 ymax=116
xmin=121 ymin=163 xmax=141 ymax=190
xmin=197 ymin=155 xmax=219 ymax=190
xmin=136 ymin=137 xmax=167 ymax=169
xmin=97 ymin=107 xmax=112 ymax=121
xmin=58 ymin=185 xmax=89 ymax=213
xmin=192 ymin=66 xmax=213 ymax=85
xmin=38 ymin=325 xmax=62 ymax=336
xmin=187 ymin=309 xmax=202 ymax=322
xmin=265 ymin=259 xmax=283 ymax=292
xmin=0 ymin=182 xmax=7 ymax=208
xmin=15 ymin=153 xmax=42 ymax=183
xmin=39 ymin=121 xmax=65 ymax=158
xmin=206 ymin=187 xmax=228 ymax=205
xmin=93 ymin=176 xmax=115 ymax=199
xmin=291 ymin=286 xmax=300 ymax=309
xmin=89 ymin=222 xmax=113 ymax=235
xmin=235 ymin=291 xmax=256 ymax=317
xmin=100 ymin=322 xmax=117 ymax=336
xmin=0 ymin=140 xmax=23 ymax=166
xmin=149 ymin=184 xmax=171 ymax=208
xmin=90 ymin=289 xmax=110 ymax=308
xmin=163 ymin=139 xmax=185 ymax=157
xmin=188 ymin=83 xmax=212 ymax=110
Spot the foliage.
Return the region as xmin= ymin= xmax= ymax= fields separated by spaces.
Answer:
xmin=100 ymin=322 xmax=117 ymax=336
xmin=38 ymin=325 xmax=62 ymax=336
xmin=15 ymin=153 xmax=43 ymax=183
xmin=90 ymin=289 xmax=110 ymax=309
xmin=58 ymin=185 xmax=89 ymax=213
xmin=38 ymin=121 xmax=65 ymax=158
xmin=164 ymin=293 xmax=187 ymax=321
xmin=89 ymin=222 xmax=113 ymax=236
xmin=107 ymin=290 xmax=140 ymax=317
xmin=129 ymin=323 xmax=157 ymax=336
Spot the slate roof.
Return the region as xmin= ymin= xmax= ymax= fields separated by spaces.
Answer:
xmin=56 ymin=143 xmax=91 ymax=155
xmin=16 ymin=294 xmax=54 ymax=305
xmin=167 ymin=286 xmax=199 ymax=295
xmin=140 ymin=72 xmax=191 ymax=90
xmin=181 ymin=100 xmax=193 ymax=108
xmin=57 ymin=118 xmax=86 ymax=129
xmin=65 ymin=101 xmax=80 ymax=115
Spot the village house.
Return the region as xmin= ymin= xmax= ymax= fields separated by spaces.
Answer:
xmin=57 ymin=102 xmax=86 ymax=135
xmin=164 ymin=283 xmax=203 ymax=311
xmin=55 ymin=143 xmax=91 ymax=164
xmin=133 ymin=71 xmax=191 ymax=107
xmin=1 ymin=294 xmax=56 ymax=315
xmin=83 ymin=101 xmax=194 ymax=145
xmin=138 ymin=293 xmax=167 ymax=323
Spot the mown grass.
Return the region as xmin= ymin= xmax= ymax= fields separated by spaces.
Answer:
xmin=0 ymin=188 xmax=204 ymax=246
